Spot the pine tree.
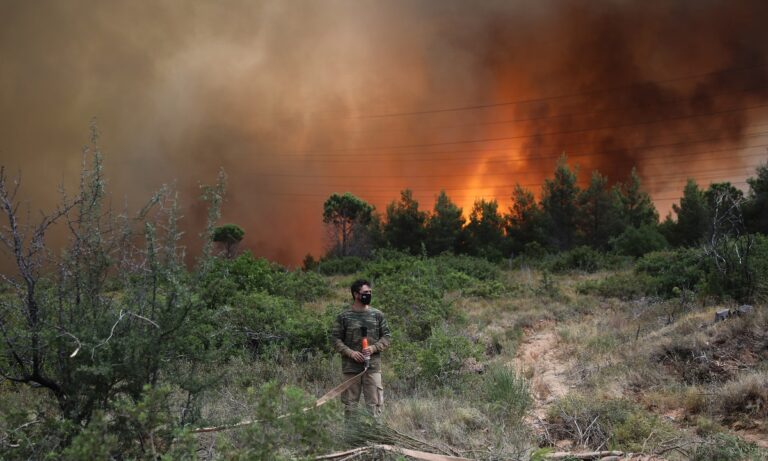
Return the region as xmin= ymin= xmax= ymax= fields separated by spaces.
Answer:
xmin=424 ymin=190 xmax=465 ymax=255
xmin=384 ymin=189 xmax=427 ymax=254
xmin=541 ymin=155 xmax=580 ymax=251
xmin=577 ymin=171 xmax=623 ymax=249
xmin=466 ymin=198 xmax=505 ymax=260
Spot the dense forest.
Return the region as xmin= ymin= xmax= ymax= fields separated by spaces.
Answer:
xmin=0 ymin=139 xmax=766 ymax=460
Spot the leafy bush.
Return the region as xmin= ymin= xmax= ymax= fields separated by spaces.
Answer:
xmin=483 ymin=366 xmax=531 ymax=422
xmin=433 ymin=254 xmax=501 ymax=281
xmin=546 ymin=246 xmax=626 ymax=273
xmin=636 ymin=247 xmax=708 ymax=297
xmin=315 ymin=256 xmax=365 ymax=275
xmin=228 ymin=292 xmax=331 ymax=354
xmin=202 ymin=252 xmax=330 ymax=307
xmin=576 ymin=272 xmax=654 ymax=300
xmin=416 ymin=325 xmax=482 ymax=385
xmin=216 ymin=381 xmax=336 ymax=460
xmin=692 ymin=433 xmax=767 ymax=461
xmin=611 ymin=224 xmax=668 ymax=258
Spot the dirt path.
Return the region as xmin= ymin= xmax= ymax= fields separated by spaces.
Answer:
xmin=511 ymin=325 xmax=571 ymax=422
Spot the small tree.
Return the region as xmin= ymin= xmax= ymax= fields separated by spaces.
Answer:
xmin=505 ymin=184 xmax=545 ymax=254
xmin=424 ymin=190 xmax=465 ymax=255
xmin=617 ymin=167 xmax=658 ymax=228
xmin=666 ymin=179 xmax=709 ymax=247
xmin=466 ymin=198 xmax=505 ymax=260
xmin=384 ymin=189 xmax=427 ymax=254
xmin=213 ymin=223 xmax=245 ymax=258
xmin=0 ymin=129 xmax=225 ymax=453
xmin=744 ymin=161 xmax=768 ymax=234
xmin=322 ymin=192 xmax=373 ymax=257
xmin=577 ymin=171 xmax=623 ymax=250
xmin=541 ymin=155 xmax=580 ymax=251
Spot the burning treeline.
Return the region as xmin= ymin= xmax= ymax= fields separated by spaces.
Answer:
xmin=1 ymin=0 xmax=768 ymax=264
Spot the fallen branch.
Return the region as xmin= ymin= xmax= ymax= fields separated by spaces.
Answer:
xmin=545 ymin=451 xmax=625 ymax=460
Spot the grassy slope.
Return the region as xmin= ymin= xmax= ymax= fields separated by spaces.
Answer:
xmin=321 ymin=267 xmax=768 ymax=459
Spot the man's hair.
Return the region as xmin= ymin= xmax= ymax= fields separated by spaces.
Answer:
xmin=350 ymin=279 xmax=370 ymax=297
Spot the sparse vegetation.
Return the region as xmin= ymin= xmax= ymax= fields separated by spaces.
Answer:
xmin=2 ymin=143 xmax=768 ymax=460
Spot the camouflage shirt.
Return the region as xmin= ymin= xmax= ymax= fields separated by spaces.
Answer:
xmin=331 ymin=307 xmax=392 ymax=373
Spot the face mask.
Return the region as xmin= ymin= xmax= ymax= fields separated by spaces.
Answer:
xmin=360 ymin=293 xmax=372 ymax=305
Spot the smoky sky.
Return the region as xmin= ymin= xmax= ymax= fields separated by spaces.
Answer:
xmin=2 ymin=0 xmax=768 ymax=266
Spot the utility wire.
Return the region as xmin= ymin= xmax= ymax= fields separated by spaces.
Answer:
xmin=352 ymin=63 xmax=768 ymax=119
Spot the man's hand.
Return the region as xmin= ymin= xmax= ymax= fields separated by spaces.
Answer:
xmin=362 ymin=346 xmax=375 ymax=355
xmin=349 ymin=351 xmax=366 ymax=363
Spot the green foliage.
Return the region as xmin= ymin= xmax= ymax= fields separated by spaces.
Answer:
xmin=218 ymin=382 xmax=336 ymax=460
xmin=228 ymin=291 xmax=331 ymax=354
xmin=213 ymin=223 xmax=245 ymax=243
xmin=616 ymin=167 xmax=659 ymax=228
xmin=212 ymin=224 xmax=245 ymax=258
xmin=425 ymin=190 xmax=465 ymax=256
xmin=576 ymin=272 xmax=654 ymax=300
xmin=692 ymin=433 xmax=767 ymax=461
xmin=546 ymin=246 xmax=626 ymax=273
xmin=323 ymin=192 xmax=374 ymax=257
xmin=202 ymin=252 xmax=330 ymax=307
xmin=465 ymin=198 xmax=505 ymax=260
xmin=483 ymin=366 xmax=531 ymax=422
xmin=62 ymin=385 xmax=197 ymax=460
xmin=577 ymin=171 xmax=623 ymax=249
xmin=433 ymin=254 xmax=501 ymax=281
xmin=610 ymin=224 xmax=668 ymax=258
xmin=636 ymin=248 xmax=708 ymax=297
xmin=541 ymin=155 xmax=580 ymax=251
xmin=704 ymin=233 xmax=768 ymax=303
xmin=315 ymin=256 xmax=365 ymax=275
xmin=745 ymin=161 xmax=768 ymax=234
xmin=415 ymin=325 xmax=482 ymax=385
xmin=666 ymin=179 xmax=710 ymax=247
xmin=384 ymin=189 xmax=428 ymax=254
xmin=506 ymin=184 xmax=546 ymax=254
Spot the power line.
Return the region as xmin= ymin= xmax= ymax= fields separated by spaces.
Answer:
xmin=269 ymin=119 xmax=768 ymax=160
xmin=352 ymin=64 xmax=768 ymax=119
xmin=278 ymin=102 xmax=768 ymax=155
xmin=250 ymin=143 xmax=768 ymax=179
xmin=340 ymin=83 xmax=768 ymax=136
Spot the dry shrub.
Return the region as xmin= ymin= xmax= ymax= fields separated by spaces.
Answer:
xmin=713 ymin=371 xmax=768 ymax=423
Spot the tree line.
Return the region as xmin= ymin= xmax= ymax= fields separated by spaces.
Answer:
xmin=319 ymin=155 xmax=768 ymax=262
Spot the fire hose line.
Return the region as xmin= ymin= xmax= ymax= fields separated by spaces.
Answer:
xmin=190 ymin=367 xmax=369 ymax=434
xmin=190 ymin=367 xmax=479 ymax=460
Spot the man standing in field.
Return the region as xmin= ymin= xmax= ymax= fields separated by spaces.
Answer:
xmin=331 ymin=279 xmax=391 ymax=416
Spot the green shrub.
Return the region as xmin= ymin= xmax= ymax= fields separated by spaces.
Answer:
xmin=216 ymin=381 xmax=337 ymax=460
xmin=636 ymin=248 xmax=708 ymax=298
xmin=692 ymin=433 xmax=767 ymax=461
xmin=610 ymin=224 xmax=668 ymax=258
xmin=202 ymin=252 xmax=330 ymax=307
xmin=576 ymin=272 xmax=654 ymax=300
xmin=546 ymin=246 xmax=625 ymax=273
xmin=315 ymin=256 xmax=365 ymax=275
xmin=416 ymin=325 xmax=482 ymax=385
xmin=433 ymin=254 xmax=501 ymax=281
xmin=483 ymin=366 xmax=531 ymax=422
xmin=229 ymin=292 xmax=331 ymax=354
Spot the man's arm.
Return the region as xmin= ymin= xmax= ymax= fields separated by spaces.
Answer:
xmin=330 ymin=313 xmax=357 ymax=358
xmin=371 ymin=312 xmax=392 ymax=353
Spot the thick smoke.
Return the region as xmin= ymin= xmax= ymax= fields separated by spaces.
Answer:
xmin=1 ymin=0 xmax=767 ymax=266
